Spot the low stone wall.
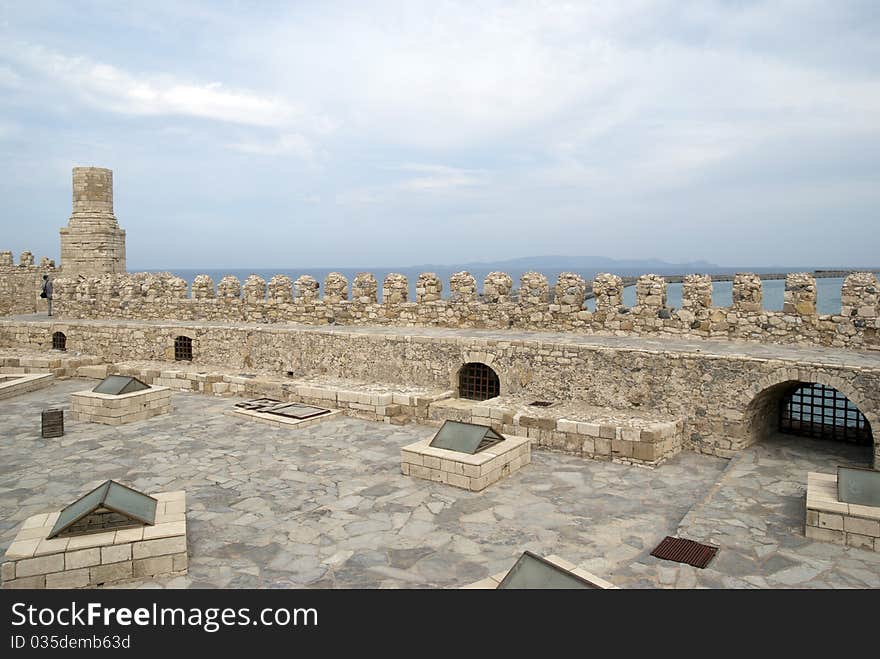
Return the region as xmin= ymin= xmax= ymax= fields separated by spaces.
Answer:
xmin=70 ymin=386 xmax=172 ymax=426
xmin=805 ymin=472 xmax=879 ymax=552
xmin=112 ymin=365 xmax=454 ymax=425
xmin=0 ymin=373 xmax=54 ymax=400
xmin=426 ymin=396 xmax=683 ymax=467
xmin=44 ymin=270 xmax=880 ymax=350
xmin=1 ymin=491 xmax=187 ymax=589
xmin=0 ymin=352 xmax=106 ymax=378
xmin=1 ymin=318 xmax=878 ymax=465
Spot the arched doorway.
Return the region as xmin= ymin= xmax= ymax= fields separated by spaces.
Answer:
xmin=458 ymin=362 xmax=500 ymax=401
xmin=779 ymin=383 xmax=872 ymax=445
xmin=744 ymin=379 xmax=876 ymax=457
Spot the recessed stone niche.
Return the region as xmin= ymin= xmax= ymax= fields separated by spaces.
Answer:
xmin=401 ymin=421 xmax=530 ymax=491
xmin=1 ymin=482 xmax=187 ymax=589
xmin=71 ymin=375 xmax=171 ymax=425
xmin=0 ymin=372 xmax=54 ymax=400
xmin=806 ymin=471 xmax=880 ymax=552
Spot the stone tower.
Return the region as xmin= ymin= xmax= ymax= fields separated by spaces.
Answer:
xmin=59 ymin=167 xmax=126 ymax=276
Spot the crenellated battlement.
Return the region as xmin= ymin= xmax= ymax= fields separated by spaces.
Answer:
xmin=45 ymin=269 xmax=880 ymax=350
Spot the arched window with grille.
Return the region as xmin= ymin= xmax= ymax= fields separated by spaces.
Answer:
xmin=51 ymin=331 xmax=66 ymax=351
xmin=174 ymin=335 xmax=193 ymax=361
xmin=458 ymin=362 xmax=500 ymax=401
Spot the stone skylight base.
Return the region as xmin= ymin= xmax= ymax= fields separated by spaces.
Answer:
xmin=805 ymin=472 xmax=879 ymax=552
xmin=0 ymin=372 xmax=54 ymax=400
xmin=70 ymin=385 xmax=171 ymax=425
xmin=461 ymin=554 xmax=618 ymax=589
xmin=401 ymin=434 xmax=530 ymax=491
xmin=225 ymin=406 xmax=341 ymax=428
xmin=427 ymin=396 xmax=684 ymax=467
xmin=1 ymin=490 xmax=187 ymax=589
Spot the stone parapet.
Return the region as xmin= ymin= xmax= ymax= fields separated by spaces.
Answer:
xmin=41 ymin=270 xmax=880 ymax=350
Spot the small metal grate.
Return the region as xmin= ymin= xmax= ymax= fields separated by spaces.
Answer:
xmin=51 ymin=331 xmax=66 ymax=351
xmin=529 ymin=401 xmax=554 ymax=407
xmin=779 ymin=383 xmax=871 ymax=445
xmin=174 ymin=335 xmax=193 ymax=361
xmin=458 ymin=362 xmax=500 ymax=401
xmin=650 ymin=536 xmax=717 ymax=569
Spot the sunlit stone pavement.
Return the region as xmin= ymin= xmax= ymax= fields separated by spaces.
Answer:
xmin=2 ymin=380 xmax=878 ymax=588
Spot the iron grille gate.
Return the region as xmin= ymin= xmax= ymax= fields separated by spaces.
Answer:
xmin=52 ymin=331 xmax=66 ymax=351
xmin=174 ymin=336 xmax=193 ymax=361
xmin=779 ymin=383 xmax=872 ymax=445
xmin=458 ymin=362 xmax=500 ymax=401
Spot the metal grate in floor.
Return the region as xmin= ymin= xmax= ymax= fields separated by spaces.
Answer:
xmin=650 ymin=536 xmax=718 ymax=569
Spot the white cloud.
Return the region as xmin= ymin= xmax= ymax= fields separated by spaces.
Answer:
xmin=5 ymin=43 xmax=304 ymax=127
xmin=229 ymin=132 xmax=315 ymax=158
xmin=0 ymin=41 xmax=331 ymax=159
xmin=395 ymin=164 xmax=487 ymax=191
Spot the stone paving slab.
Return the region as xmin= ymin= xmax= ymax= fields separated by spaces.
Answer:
xmin=2 ymin=380 xmax=878 ymax=588
xmin=611 ymin=435 xmax=880 ymax=588
xmin=2 ymin=379 xmax=727 ymax=589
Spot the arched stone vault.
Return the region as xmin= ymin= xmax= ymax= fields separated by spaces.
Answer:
xmin=737 ymin=367 xmax=879 ymax=465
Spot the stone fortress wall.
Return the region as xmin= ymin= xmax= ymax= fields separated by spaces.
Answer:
xmin=2 ymin=318 xmax=879 ymax=467
xmin=1 ymin=165 xmax=879 ymax=469
xmin=0 ymin=251 xmax=55 ymax=316
xmin=41 ymin=268 xmax=880 ymax=350
xmin=2 ymin=165 xmax=878 ymax=350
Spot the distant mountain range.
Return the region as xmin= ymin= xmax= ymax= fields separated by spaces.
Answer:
xmin=408 ymin=255 xmax=720 ymax=273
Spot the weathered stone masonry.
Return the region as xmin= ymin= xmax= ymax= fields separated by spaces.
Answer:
xmin=45 ymin=270 xmax=880 ymax=351
xmin=2 ymin=319 xmax=878 ymax=466
xmin=2 ymin=166 xmax=879 ymax=471
xmin=0 ymin=251 xmax=55 ymax=316
xmin=59 ymin=167 xmax=126 ymax=277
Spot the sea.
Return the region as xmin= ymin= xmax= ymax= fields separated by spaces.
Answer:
xmin=144 ymin=267 xmax=846 ymax=315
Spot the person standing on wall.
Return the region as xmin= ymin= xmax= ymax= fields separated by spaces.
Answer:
xmin=41 ymin=274 xmax=53 ymax=316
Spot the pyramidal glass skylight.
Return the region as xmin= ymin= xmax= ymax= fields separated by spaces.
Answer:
xmin=92 ymin=375 xmax=151 ymax=395
xmin=497 ymin=551 xmax=597 ymax=589
xmin=48 ymin=480 xmax=157 ymax=538
xmin=428 ymin=420 xmax=504 ymax=455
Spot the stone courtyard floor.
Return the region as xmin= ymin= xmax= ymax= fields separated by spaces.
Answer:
xmin=2 ymin=379 xmax=878 ymax=588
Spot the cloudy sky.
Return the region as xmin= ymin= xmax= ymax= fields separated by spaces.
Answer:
xmin=1 ymin=1 xmax=878 ymax=269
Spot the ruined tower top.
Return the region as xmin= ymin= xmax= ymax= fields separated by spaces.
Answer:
xmin=60 ymin=166 xmax=126 ymax=275
xmin=72 ymin=167 xmax=114 ymax=215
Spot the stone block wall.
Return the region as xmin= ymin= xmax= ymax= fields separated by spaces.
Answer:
xmin=2 ymin=318 xmax=878 ymax=465
xmin=805 ymin=472 xmax=879 ymax=552
xmin=1 ymin=491 xmax=187 ymax=589
xmin=401 ymin=434 xmax=531 ymax=491
xmin=70 ymin=386 xmax=172 ymax=425
xmin=0 ymin=251 xmax=56 ymax=316
xmin=59 ymin=167 xmax=126 ymax=276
